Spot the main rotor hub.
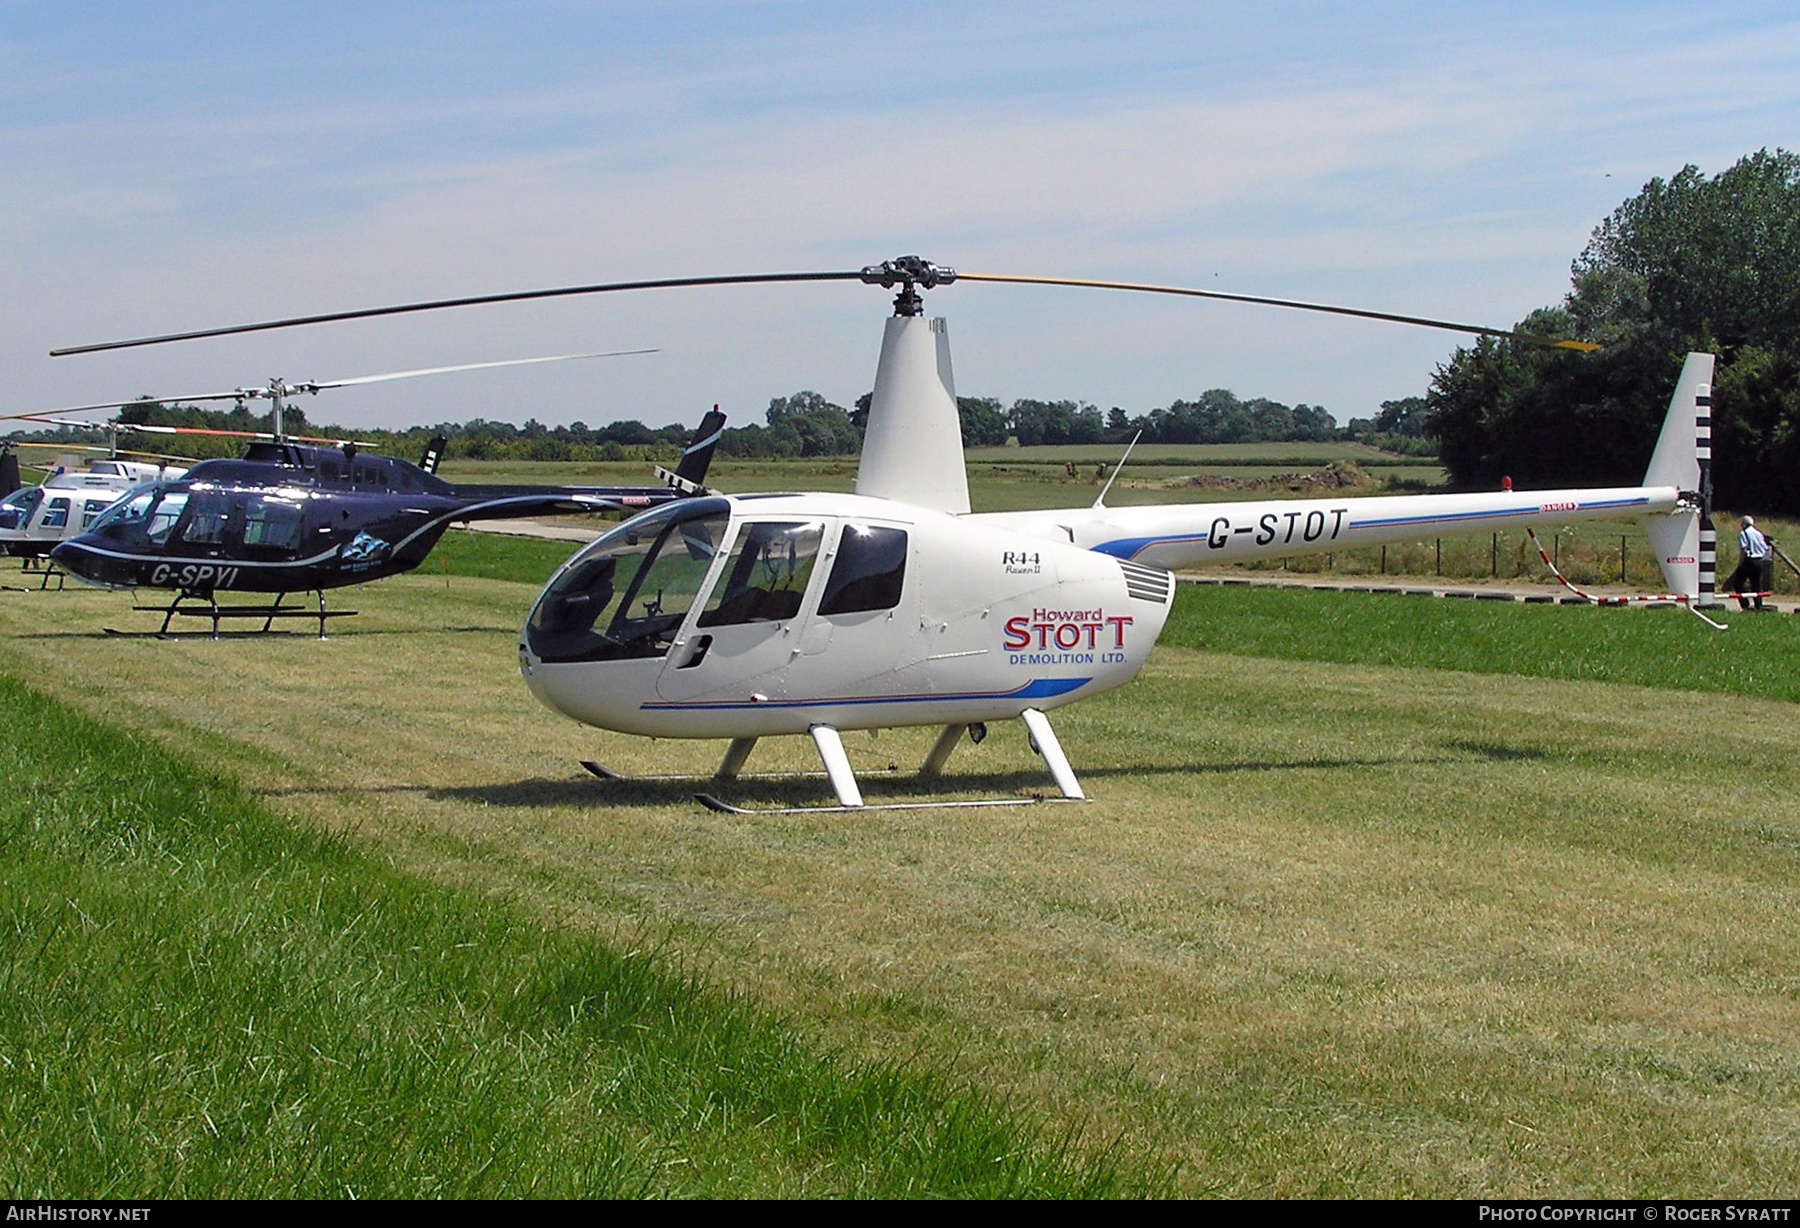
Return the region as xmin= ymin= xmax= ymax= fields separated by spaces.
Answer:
xmin=860 ymin=256 xmax=956 ymax=316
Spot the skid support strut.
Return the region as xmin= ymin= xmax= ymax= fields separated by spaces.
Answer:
xmin=1021 ymin=708 xmax=1085 ymax=800
xmin=920 ymin=724 xmax=968 ymax=776
xmin=808 ymin=724 xmax=863 ymax=808
xmin=716 ymin=737 xmax=759 ymax=779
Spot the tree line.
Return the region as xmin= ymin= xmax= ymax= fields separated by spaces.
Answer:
xmin=1424 ymin=148 xmax=1800 ymax=514
xmin=13 ymin=381 xmax=1434 ymax=466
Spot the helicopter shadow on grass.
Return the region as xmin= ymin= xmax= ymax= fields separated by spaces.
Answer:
xmin=433 ymin=743 xmax=1548 ymax=812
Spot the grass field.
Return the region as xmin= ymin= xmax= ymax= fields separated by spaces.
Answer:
xmin=438 ymin=444 xmax=1446 ymax=515
xmin=1 ymin=675 xmax=1148 ymax=1198
xmin=4 ymin=543 xmax=1798 ymax=1197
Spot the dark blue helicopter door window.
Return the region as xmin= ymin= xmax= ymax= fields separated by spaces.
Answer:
xmin=239 ymin=497 xmax=305 ymax=557
xmin=145 ymin=491 xmax=190 ymax=546
xmin=177 ymin=492 xmax=233 ymax=553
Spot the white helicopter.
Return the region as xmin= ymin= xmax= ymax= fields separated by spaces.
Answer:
xmin=0 ymin=443 xmax=190 ymax=570
xmin=57 ymin=258 xmax=1715 ymax=811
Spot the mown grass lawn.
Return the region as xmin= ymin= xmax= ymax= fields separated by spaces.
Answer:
xmin=3 ymin=539 xmax=1797 ymax=1197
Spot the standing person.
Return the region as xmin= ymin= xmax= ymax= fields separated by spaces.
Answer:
xmin=1727 ymin=516 xmax=1774 ymax=611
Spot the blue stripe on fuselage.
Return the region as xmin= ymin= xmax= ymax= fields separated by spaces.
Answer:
xmin=642 ymin=676 xmax=1090 ymax=712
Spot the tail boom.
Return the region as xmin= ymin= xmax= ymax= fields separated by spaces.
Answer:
xmin=976 ymin=485 xmax=1683 ymax=572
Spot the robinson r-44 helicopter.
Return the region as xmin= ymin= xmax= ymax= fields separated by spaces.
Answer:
xmin=35 ymin=353 xmax=726 ymax=635
xmin=55 ymin=257 xmax=1716 ymax=809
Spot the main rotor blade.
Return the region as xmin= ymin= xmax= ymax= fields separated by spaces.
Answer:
xmin=1 ymin=395 xmax=252 ymax=422
xmin=4 ymin=441 xmax=200 ymax=463
xmin=7 ymin=350 xmax=659 ymax=426
xmin=122 ymin=424 xmax=363 ymax=445
xmin=52 ymin=271 xmax=868 ymax=355
xmin=956 ymin=272 xmax=1600 ymax=352
xmin=3 ymin=414 xmax=355 ymax=446
xmin=305 ymin=348 xmax=657 ymax=390
xmin=49 ymin=257 xmax=1596 ymax=357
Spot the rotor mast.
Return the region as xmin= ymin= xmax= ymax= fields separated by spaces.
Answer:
xmin=860 ymin=256 xmax=957 ymax=317
xmin=853 ymin=258 xmax=970 ymax=515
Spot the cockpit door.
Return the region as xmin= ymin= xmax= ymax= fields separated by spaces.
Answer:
xmin=655 ymin=518 xmax=828 ymax=703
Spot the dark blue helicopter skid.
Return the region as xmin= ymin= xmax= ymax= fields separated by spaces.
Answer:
xmin=109 ymin=588 xmax=355 ymax=639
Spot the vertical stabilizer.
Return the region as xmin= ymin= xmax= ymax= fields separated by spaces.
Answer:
xmin=1644 ymin=353 xmax=1714 ymax=490
xmin=855 ymin=315 xmax=970 ymax=514
xmin=1643 ymin=352 xmax=1714 ymax=600
xmin=675 ymin=408 xmax=727 ymax=485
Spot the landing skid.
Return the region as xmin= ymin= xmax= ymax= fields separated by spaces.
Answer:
xmin=694 ymin=793 xmax=1076 ymax=815
xmin=5 ymin=557 xmax=66 ymax=591
xmin=587 ymin=712 xmax=1090 ymax=812
xmin=119 ymin=588 xmax=356 ymax=639
xmin=579 ymin=759 xmax=865 ymax=783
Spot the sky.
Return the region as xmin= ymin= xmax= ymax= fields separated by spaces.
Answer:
xmin=3 ymin=1 xmax=1797 ymax=435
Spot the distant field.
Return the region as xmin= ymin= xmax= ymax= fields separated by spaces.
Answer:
xmin=965 ymin=440 xmax=1427 ymax=466
xmin=4 ymin=551 xmax=1798 ymax=1197
xmin=439 ymin=448 xmax=1446 ymax=515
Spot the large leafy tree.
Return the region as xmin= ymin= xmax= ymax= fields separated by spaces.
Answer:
xmin=1426 ymin=149 xmax=1800 ymax=511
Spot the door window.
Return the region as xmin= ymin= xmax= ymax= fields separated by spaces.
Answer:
xmin=180 ymin=492 xmax=233 ymax=545
xmin=0 ymin=487 xmax=43 ymax=531
xmin=697 ymin=521 xmax=824 ymax=627
xmin=818 ymin=525 xmax=908 ymax=615
xmin=146 ymin=491 xmax=190 ymax=545
xmin=242 ymin=498 xmax=303 ymax=552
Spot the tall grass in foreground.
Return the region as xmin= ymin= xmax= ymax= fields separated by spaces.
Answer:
xmin=0 ymin=675 xmax=1160 ymax=1198
xmin=1164 ymin=583 xmax=1800 ymax=700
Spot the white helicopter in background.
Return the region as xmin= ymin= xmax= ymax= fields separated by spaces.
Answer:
xmin=1 ymin=442 xmax=190 ymax=572
xmin=55 ymin=257 xmax=1715 ymax=811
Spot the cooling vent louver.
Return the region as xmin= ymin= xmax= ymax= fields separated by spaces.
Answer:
xmin=1119 ymin=559 xmax=1174 ymax=604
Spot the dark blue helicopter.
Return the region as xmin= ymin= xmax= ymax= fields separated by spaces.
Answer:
xmin=50 ymin=410 xmax=725 ymax=634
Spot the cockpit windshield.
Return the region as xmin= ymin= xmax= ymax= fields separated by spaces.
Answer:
xmin=526 ymin=498 xmax=730 ymax=664
xmin=0 ymin=486 xmax=44 ymax=531
xmin=86 ymin=483 xmax=163 ymax=535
